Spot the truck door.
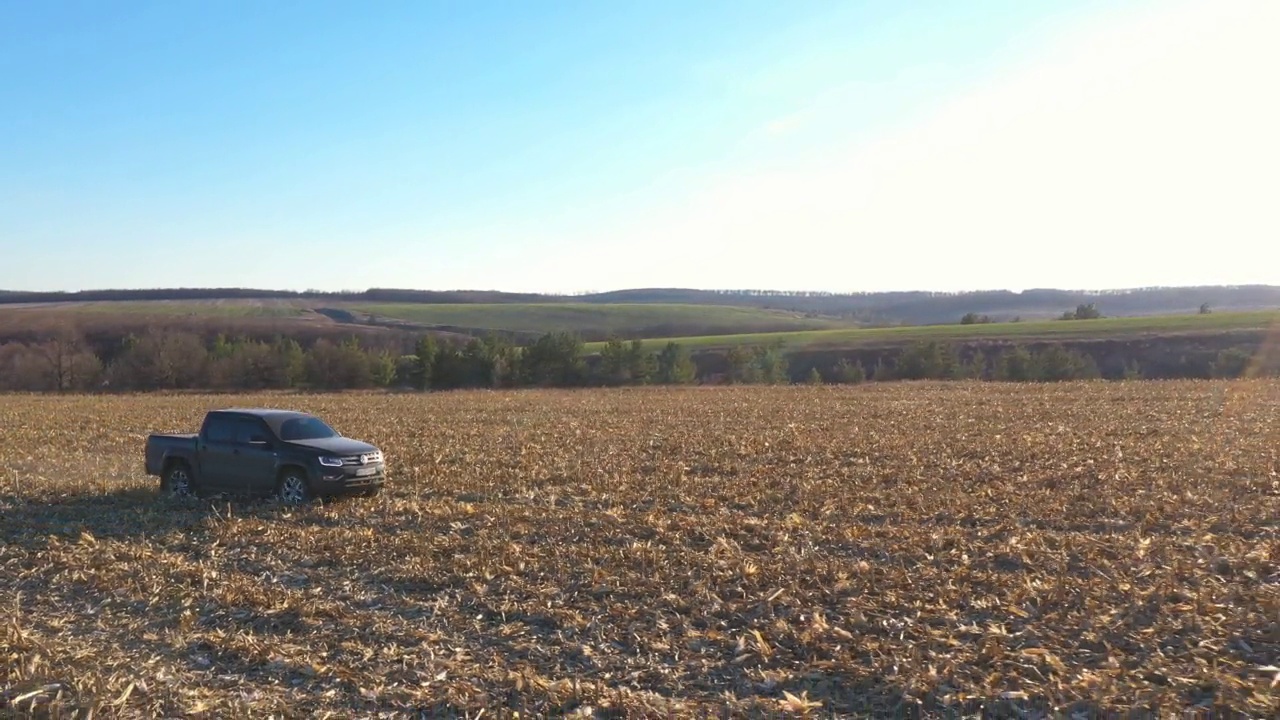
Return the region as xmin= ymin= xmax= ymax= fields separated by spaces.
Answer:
xmin=197 ymin=415 xmax=239 ymax=490
xmin=232 ymin=417 xmax=279 ymax=495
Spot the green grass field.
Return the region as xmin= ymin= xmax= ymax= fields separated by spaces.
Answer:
xmin=353 ymin=302 xmax=851 ymax=335
xmin=587 ymin=310 xmax=1280 ymax=352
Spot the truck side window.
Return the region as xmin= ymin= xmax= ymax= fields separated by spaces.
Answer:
xmin=205 ymin=416 xmax=236 ymax=443
xmin=234 ymin=418 xmax=270 ymax=445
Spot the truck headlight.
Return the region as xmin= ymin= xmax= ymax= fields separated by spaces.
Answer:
xmin=318 ymin=456 xmax=344 ymax=467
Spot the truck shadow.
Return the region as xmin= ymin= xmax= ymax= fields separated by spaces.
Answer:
xmin=0 ymin=486 xmax=357 ymax=546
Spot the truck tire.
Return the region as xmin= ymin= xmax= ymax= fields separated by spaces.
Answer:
xmin=276 ymin=468 xmax=313 ymax=505
xmin=161 ymin=461 xmax=196 ymax=499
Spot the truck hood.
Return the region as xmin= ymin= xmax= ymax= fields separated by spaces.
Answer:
xmin=285 ymin=437 xmax=379 ymax=456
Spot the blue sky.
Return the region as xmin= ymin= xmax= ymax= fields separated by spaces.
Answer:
xmin=2 ymin=0 xmax=1277 ymax=293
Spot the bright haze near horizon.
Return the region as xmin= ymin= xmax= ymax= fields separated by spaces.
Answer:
xmin=2 ymin=0 xmax=1278 ymax=296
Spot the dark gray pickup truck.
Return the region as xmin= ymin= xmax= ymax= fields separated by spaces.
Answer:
xmin=145 ymin=408 xmax=386 ymax=503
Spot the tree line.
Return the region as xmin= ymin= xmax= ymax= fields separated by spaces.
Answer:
xmin=800 ymin=340 xmax=1275 ymax=383
xmin=0 ymin=328 xmax=1272 ymax=393
xmin=0 ymin=328 xmax=702 ymax=392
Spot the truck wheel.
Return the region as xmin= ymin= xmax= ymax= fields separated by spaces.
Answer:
xmin=277 ymin=469 xmax=313 ymax=505
xmin=161 ymin=462 xmax=195 ymax=499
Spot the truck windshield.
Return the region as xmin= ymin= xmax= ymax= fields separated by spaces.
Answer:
xmin=278 ymin=416 xmax=339 ymax=441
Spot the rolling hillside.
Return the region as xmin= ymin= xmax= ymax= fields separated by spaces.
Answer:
xmin=587 ymin=310 xmax=1280 ymax=353
xmin=3 ymin=286 xmax=1280 ymax=353
xmin=4 ymin=299 xmax=310 ymax=317
xmin=576 ymin=286 xmax=1280 ymax=323
xmin=5 ymin=284 xmax=1280 ymax=326
xmin=0 ymin=298 xmax=854 ymax=346
xmin=350 ymin=302 xmax=849 ymax=338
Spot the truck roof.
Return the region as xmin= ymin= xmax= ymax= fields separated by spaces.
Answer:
xmin=210 ymin=408 xmax=312 ymax=419
xmin=206 ymin=408 xmax=335 ymax=438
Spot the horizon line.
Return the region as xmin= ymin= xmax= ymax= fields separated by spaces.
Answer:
xmin=4 ymin=282 xmax=1280 ymax=299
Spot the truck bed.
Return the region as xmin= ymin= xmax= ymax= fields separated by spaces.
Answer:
xmin=145 ymin=432 xmax=199 ymax=476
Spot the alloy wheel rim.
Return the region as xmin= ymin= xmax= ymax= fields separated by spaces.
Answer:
xmin=281 ymin=476 xmax=307 ymax=503
xmin=169 ymin=470 xmax=190 ymax=496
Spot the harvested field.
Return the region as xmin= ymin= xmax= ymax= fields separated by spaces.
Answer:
xmin=2 ymin=382 xmax=1279 ymax=717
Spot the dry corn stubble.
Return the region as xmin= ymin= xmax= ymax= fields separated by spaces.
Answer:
xmin=1 ymin=382 xmax=1279 ymax=718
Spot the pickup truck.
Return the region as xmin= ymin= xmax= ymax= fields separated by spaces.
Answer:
xmin=144 ymin=408 xmax=386 ymax=503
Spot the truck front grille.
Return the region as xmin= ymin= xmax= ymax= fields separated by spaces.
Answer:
xmin=339 ymin=452 xmax=383 ymax=466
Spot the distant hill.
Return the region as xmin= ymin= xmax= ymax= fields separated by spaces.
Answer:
xmin=348 ymin=302 xmax=847 ymax=340
xmin=5 ymin=286 xmax=1280 ymax=389
xmin=4 ymin=284 xmax=1279 ymax=326
xmin=578 ymin=286 xmax=1280 ymax=323
xmin=0 ymin=298 xmax=854 ymax=348
xmin=0 ymin=287 xmax=549 ymax=305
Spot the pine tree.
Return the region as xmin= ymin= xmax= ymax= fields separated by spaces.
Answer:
xmin=835 ymin=358 xmax=866 ymax=384
xmin=415 ymin=335 xmax=437 ymax=390
xmin=599 ymin=336 xmax=630 ymax=386
xmin=655 ymin=342 xmax=696 ymax=384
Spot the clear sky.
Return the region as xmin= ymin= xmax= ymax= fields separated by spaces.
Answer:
xmin=2 ymin=0 xmax=1277 ymax=294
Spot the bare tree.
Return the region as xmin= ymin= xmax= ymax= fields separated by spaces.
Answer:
xmin=34 ymin=322 xmax=85 ymax=392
